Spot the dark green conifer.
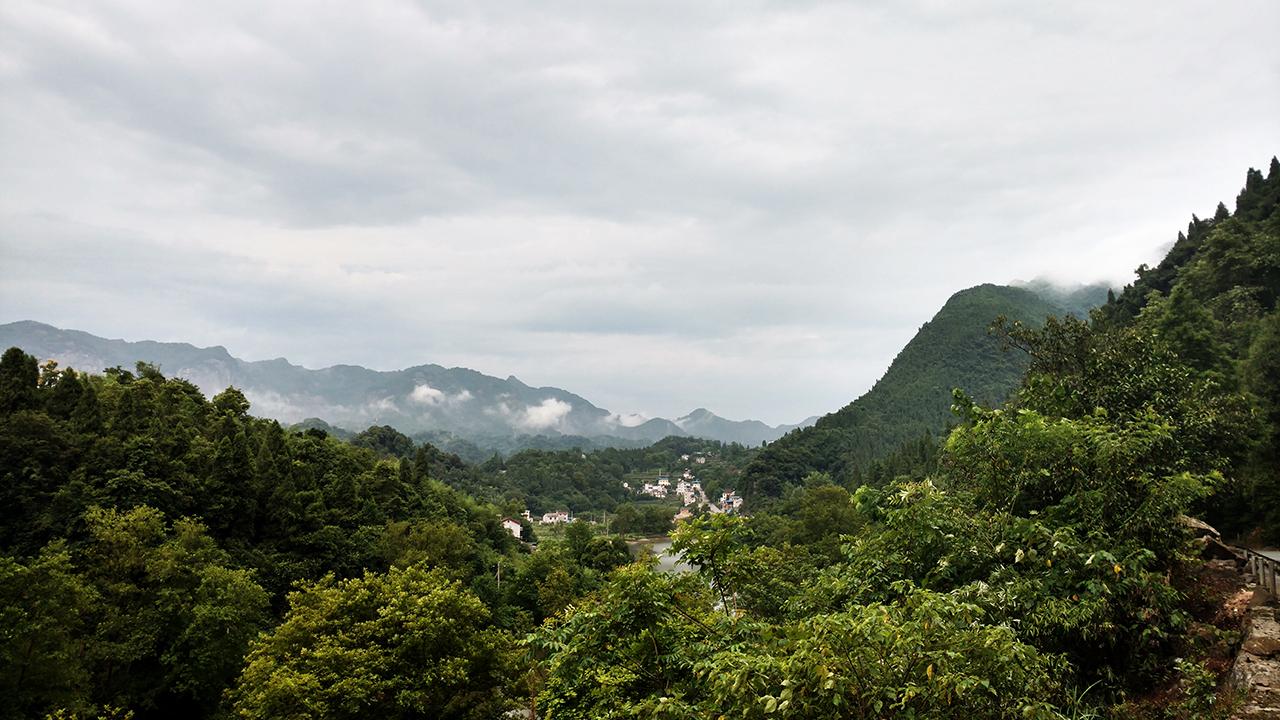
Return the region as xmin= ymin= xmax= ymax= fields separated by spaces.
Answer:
xmin=0 ymin=347 xmax=38 ymax=413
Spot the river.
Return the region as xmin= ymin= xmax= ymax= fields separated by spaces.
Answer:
xmin=629 ymin=537 xmax=696 ymax=574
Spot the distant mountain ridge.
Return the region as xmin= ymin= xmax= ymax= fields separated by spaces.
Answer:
xmin=675 ymin=408 xmax=819 ymax=447
xmin=0 ymin=320 xmax=814 ymax=447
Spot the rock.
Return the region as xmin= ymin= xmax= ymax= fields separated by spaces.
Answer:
xmin=1201 ymin=536 xmax=1243 ymax=562
xmin=1181 ymin=515 xmax=1221 ymax=538
xmin=1242 ymin=635 xmax=1280 ymax=657
xmin=1231 ymin=606 xmax=1280 ymax=718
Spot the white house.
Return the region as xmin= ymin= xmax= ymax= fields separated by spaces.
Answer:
xmin=502 ymin=518 xmax=523 ymax=540
xmin=541 ymin=510 xmax=571 ymax=524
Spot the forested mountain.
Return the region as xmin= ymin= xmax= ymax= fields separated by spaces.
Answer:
xmin=0 ymin=321 xmax=811 ymax=449
xmin=742 ymin=283 xmax=1084 ymax=497
xmin=1014 ymin=278 xmax=1112 ymax=318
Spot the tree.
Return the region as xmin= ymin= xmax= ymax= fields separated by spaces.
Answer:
xmin=0 ymin=347 xmax=38 ymax=413
xmin=1139 ymin=285 xmax=1230 ymax=378
xmin=228 ymin=564 xmax=511 ymax=720
xmin=1242 ymin=311 xmax=1280 ymax=539
xmin=0 ymin=546 xmax=96 ymax=719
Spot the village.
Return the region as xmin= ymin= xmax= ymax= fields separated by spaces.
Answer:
xmin=500 ymin=450 xmax=745 ymax=540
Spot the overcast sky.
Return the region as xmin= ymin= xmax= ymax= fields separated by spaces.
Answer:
xmin=1 ymin=1 xmax=1277 ymax=425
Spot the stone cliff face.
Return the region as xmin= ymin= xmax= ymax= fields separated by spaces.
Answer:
xmin=1230 ymin=558 xmax=1280 ymax=719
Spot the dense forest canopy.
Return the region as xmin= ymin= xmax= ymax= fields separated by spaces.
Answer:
xmin=1 ymin=159 xmax=1277 ymax=718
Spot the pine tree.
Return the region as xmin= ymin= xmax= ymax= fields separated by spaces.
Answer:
xmin=0 ymin=347 xmax=38 ymax=414
xmin=205 ymin=414 xmax=256 ymax=539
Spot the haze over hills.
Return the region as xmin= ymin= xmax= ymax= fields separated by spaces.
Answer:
xmin=0 ymin=320 xmax=814 ymax=448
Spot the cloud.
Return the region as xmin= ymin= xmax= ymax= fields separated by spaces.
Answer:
xmin=1 ymin=0 xmax=1277 ymax=424
xmin=408 ymin=383 xmax=445 ymax=405
xmin=367 ymin=396 xmax=398 ymax=415
xmin=408 ymin=383 xmax=474 ymax=407
xmin=519 ymin=398 xmax=573 ymax=431
xmin=609 ymin=412 xmax=650 ymax=428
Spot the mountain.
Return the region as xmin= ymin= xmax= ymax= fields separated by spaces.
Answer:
xmin=675 ymin=408 xmax=819 ymax=447
xmin=0 ymin=320 xmax=808 ymax=448
xmin=1012 ymin=278 xmax=1112 ymax=318
xmin=741 ymin=283 xmax=1091 ymax=497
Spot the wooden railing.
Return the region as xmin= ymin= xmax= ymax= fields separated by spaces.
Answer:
xmin=1242 ymin=548 xmax=1280 ymax=598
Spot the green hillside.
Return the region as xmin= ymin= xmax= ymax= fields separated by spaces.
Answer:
xmin=742 ymin=284 xmax=1076 ymax=497
xmin=1097 ymin=157 xmax=1280 ymax=538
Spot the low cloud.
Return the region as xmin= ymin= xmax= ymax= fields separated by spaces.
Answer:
xmin=609 ymin=412 xmax=650 ymax=428
xmin=409 ymin=383 xmax=445 ymax=405
xmin=519 ymin=398 xmax=573 ymax=431
xmin=408 ymin=383 xmax=474 ymax=407
xmin=366 ymin=396 xmax=398 ymax=416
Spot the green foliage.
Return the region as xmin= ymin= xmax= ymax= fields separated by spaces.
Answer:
xmin=351 ymin=424 xmax=415 ymax=459
xmin=0 ymin=546 xmax=95 ymax=719
xmin=532 ymin=562 xmax=1068 ymax=719
xmin=610 ymin=502 xmax=676 ymax=535
xmin=78 ymin=506 xmax=271 ymax=715
xmin=1093 ymin=161 xmax=1280 ymax=538
xmin=944 ymin=403 xmax=1216 ymax=563
xmin=530 ymin=564 xmax=725 ymax=718
xmin=702 ymin=590 xmax=1067 ymax=720
xmin=0 ymin=346 xmax=39 ymax=413
xmin=228 ymin=564 xmax=511 ymax=720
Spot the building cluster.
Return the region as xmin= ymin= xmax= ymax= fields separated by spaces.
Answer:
xmin=512 ymin=450 xmax=746 ymax=534
xmin=674 ymin=478 xmax=703 ymax=505
xmin=539 ymin=510 xmax=572 ymax=524
xmin=640 ymin=472 xmax=671 ymax=499
xmin=631 ymin=452 xmax=746 ymax=525
xmin=499 ymin=509 xmax=583 ymax=542
xmin=638 ymin=469 xmax=710 ymax=508
xmin=719 ymin=490 xmax=743 ymax=511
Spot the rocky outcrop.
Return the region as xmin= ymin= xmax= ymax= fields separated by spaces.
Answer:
xmin=1230 ymin=592 xmax=1280 ymax=718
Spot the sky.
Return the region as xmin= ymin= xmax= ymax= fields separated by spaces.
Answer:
xmin=1 ymin=1 xmax=1277 ymax=426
